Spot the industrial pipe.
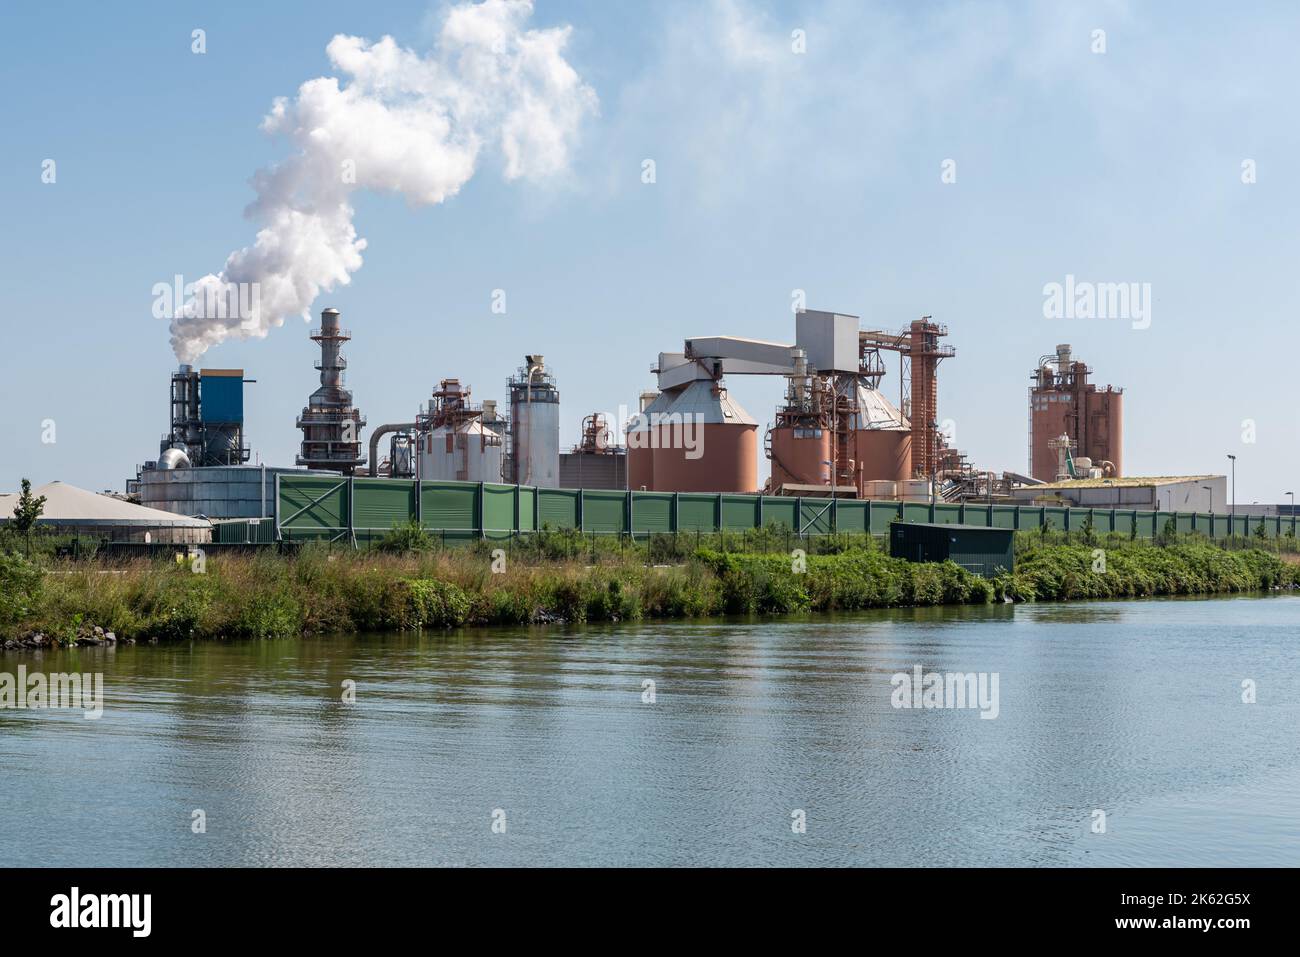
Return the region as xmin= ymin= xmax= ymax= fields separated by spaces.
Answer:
xmin=368 ymin=423 xmax=417 ymax=477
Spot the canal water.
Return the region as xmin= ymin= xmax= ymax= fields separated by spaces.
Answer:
xmin=2 ymin=596 xmax=1298 ymax=867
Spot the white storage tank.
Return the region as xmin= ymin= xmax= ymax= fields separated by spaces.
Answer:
xmin=419 ymin=421 xmax=504 ymax=483
xmin=508 ymin=355 xmax=560 ymax=487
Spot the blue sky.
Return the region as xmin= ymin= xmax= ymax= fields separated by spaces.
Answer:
xmin=2 ymin=0 xmax=1298 ymax=502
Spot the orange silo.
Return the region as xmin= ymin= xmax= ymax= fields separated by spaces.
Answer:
xmin=839 ymin=379 xmax=913 ymax=484
xmin=649 ymin=380 xmax=758 ymax=492
xmin=854 ymin=428 xmax=912 ymax=483
xmin=627 ymin=391 xmax=669 ymax=491
xmin=769 ymin=425 xmax=832 ymax=489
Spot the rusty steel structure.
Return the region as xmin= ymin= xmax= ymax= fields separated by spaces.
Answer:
xmin=1028 ymin=344 xmax=1123 ymax=482
xmin=857 ymin=317 xmax=956 ymax=480
xmin=576 ymin=412 xmax=614 ymax=453
xmin=415 ymin=378 xmax=504 ymax=483
xmin=296 ymin=307 xmax=366 ymax=474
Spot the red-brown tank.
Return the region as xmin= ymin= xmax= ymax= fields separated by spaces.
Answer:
xmin=627 ymin=392 xmax=672 ymax=491
xmin=769 ymin=425 xmax=832 ymax=490
xmin=653 ymin=422 xmax=758 ymax=492
xmin=628 ymin=445 xmax=654 ymax=491
xmin=854 ymin=428 xmax=912 ymax=483
xmin=643 ymin=380 xmax=759 ymax=493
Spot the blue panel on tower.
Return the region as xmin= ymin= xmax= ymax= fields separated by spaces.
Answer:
xmin=199 ymin=369 xmax=244 ymax=424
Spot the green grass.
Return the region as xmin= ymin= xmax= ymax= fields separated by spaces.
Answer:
xmin=2 ymin=534 xmax=1295 ymax=643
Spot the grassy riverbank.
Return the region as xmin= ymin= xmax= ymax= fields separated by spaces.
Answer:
xmin=2 ymin=530 xmax=1296 ymax=645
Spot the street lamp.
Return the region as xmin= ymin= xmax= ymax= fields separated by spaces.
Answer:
xmin=1227 ymin=454 xmax=1237 ymax=540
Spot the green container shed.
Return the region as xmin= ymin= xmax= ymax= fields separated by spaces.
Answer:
xmin=890 ymin=522 xmax=1015 ymax=577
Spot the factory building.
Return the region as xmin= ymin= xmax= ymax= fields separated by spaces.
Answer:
xmin=158 ymin=365 xmax=251 ymax=469
xmin=560 ymin=413 xmax=628 ymax=489
xmin=1028 ymin=344 xmax=1123 ymax=482
xmin=132 ymin=464 xmax=330 ymax=519
xmin=1 ymin=481 xmax=211 ymax=543
xmin=1011 ymin=475 xmax=1226 ymax=513
xmin=297 ymin=307 xmax=366 ymax=474
xmin=630 ymin=310 xmax=963 ymax=497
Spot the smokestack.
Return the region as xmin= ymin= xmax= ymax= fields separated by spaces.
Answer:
xmin=1056 ymin=343 xmax=1072 ymax=377
xmin=296 ymin=307 xmax=366 ymax=474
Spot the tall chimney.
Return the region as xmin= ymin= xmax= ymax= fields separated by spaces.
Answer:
xmin=296 ymin=307 xmax=367 ymax=474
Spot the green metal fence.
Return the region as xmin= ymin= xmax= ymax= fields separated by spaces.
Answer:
xmin=274 ymin=474 xmax=1297 ymax=546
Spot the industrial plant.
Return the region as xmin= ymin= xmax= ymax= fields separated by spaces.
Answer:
xmin=116 ymin=301 xmax=1248 ymax=530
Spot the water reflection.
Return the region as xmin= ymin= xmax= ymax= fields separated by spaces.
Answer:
xmin=2 ymin=596 xmax=1298 ymax=866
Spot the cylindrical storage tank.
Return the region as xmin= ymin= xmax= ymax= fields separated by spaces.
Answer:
xmin=418 ymin=423 xmax=504 ymax=482
xmin=900 ymin=478 xmax=932 ymax=501
xmin=627 ymin=391 xmax=672 ymax=492
xmin=862 ymin=479 xmax=897 ymax=499
xmin=1088 ymin=389 xmax=1123 ymax=477
xmin=1030 ymin=394 xmax=1077 ymax=482
xmin=854 ymin=428 xmax=912 ymax=483
xmin=653 ymin=424 xmax=757 ymax=492
xmin=769 ymin=425 xmax=831 ymax=490
xmin=649 ymin=380 xmax=758 ymax=493
xmin=508 ymin=358 xmax=560 ymax=487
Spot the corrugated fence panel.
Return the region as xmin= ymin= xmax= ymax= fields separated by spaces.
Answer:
xmin=582 ymin=491 xmax=627 ymax=533
xmin=279 ymin=477 xmax=347 ymax=534
xmin=902 ymin=502 xmax=930 ymax=524
xmin=482 ymin=484 xmax=517 ymax=538
xmin=422 ymin=482 xmax=477 ymax=537
xmin=800 ymin=499 xmax=832 ymax=534
xmin=836 ymin=500 xmax=868 ymax=533
xmin=517 ymin=487 xmax=537 ymax=533
xmin=539 ymin=488 xmax=578 ymax=530
xmin=353 ymin=479 xmax=417 ymax=533
xmin=871 ymin=501 xmax=902 ymax=534
xmin=721 ymin=495 xmax=759 ymax=530
xmin=633 ymin=493 xmax=673 ymax=534
xmin=677 ymin=494 xmax=717 ymax=531
xmin=761 ymin=497 xmax=798 ymax=530
xmin=275 ymin=474 xmax=1257 ymax=546
xmin=933 ymin=504 xmax=962 ymax=525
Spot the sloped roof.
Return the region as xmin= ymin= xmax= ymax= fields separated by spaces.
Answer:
xmin=0 ymin=481 xmax=210 ymax=527
xmin=664 ymin=379 xmax=757 ymax=425
xmin=853 ymin=384 xmax=910 ymax=430
xmin=1029 ymin=475 xmax=1222 ymax=490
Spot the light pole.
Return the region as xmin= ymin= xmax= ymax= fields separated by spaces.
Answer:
xmin=1289 ymin=491 xmax=1296 ymax=545
xmin=823 ymin=459 xmax=835 ymax=534
xmin=1227 ymin=454 xmax=1236 ymax=541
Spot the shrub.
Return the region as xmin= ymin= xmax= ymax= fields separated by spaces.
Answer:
xmin=407 ymin=579 xmax=471 ymax=628
xmin=0 ymin=552 xmax=43 ymax=628
xmin=377 ymin=520 xmax=435 ymax=554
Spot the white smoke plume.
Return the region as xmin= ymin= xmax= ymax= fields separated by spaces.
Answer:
xmin=170 ymin=0 xmax=596 ymax=363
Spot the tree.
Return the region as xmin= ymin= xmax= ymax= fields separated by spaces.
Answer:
xmin=1079 ymin=513 xmax=1097 ymax=546
xmin=11 ymin=478 xmax=46 ymax=556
